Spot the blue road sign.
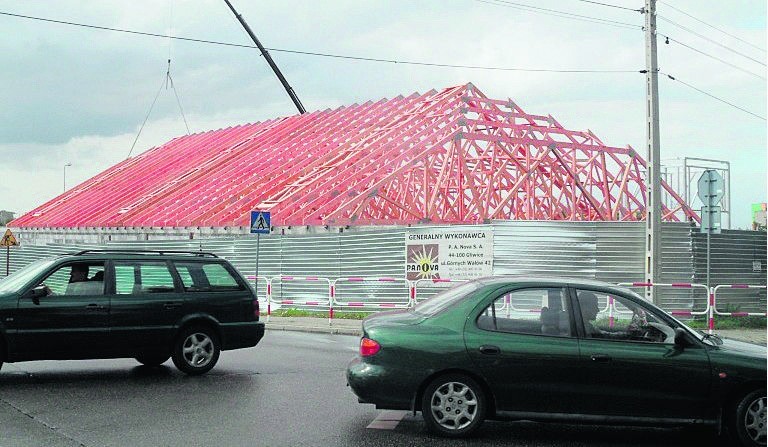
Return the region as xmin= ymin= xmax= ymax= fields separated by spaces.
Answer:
xmin=250 ymin=211 xmax=271 ymax=234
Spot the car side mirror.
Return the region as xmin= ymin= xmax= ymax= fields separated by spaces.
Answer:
xmin=25 ymin=286 xmax=49 ymax=304
xmin=674 ymin=328 xmax=687 ymax=347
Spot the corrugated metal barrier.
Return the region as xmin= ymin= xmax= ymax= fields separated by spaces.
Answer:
xmin=2 ymin=223 xmax=765 ymax=315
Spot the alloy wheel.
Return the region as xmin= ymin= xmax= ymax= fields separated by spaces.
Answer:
xmin=182 ymin=332 xmax=214 ymax=368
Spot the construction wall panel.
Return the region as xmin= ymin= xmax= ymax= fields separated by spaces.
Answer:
xmin=693 ymin=230 xmax=767 ymax=313
xmin=2 ymin=223 xmax=763 ymax=313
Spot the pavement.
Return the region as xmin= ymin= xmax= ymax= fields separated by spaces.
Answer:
xmin=264 ymin=316 xmax=768 ymax=345
xmin=0 ymin=331 xmax=730 ymax=447
xmin=716 ymin=329 xmax=767 ymax=345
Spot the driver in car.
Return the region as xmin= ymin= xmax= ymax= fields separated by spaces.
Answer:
xmin=579 ymin=291 xmax=633 ymax=339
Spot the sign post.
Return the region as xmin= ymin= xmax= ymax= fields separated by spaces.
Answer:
xmin=0 ymin=229 xmax=20 ymax=276
xmin=250 ymin=211 xmax=271 ymax=300
xmin=698 ymin=170 xmax=724 ymax=290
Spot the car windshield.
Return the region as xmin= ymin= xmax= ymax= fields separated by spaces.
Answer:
xmin=413 ymin=281 xmax=482 ymax=317
xmin=666 ymin=312 xmax=712 ymax=344
xmin=0 ymin=258 xmax=56 ymax=294
xmin=623 ymin=288 xmax=708 ymax=344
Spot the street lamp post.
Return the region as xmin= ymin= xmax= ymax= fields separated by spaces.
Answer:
xmin=63 ymin=162 xmax=72 ymax=192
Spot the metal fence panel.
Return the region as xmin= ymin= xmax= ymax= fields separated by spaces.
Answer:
xmin=2 ymin=223 xmax=764 ymax=314
xmin=693 ymin=229 xmax=767 ymax=313
xmin=492 ymin=221 xmax=597 ymax=278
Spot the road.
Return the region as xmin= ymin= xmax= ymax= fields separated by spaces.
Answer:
xmin=0 ymin=330 xmax=722 ymax=447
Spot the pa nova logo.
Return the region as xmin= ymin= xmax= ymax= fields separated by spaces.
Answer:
xmin=407 ymin=244 xmax=440 ymax=280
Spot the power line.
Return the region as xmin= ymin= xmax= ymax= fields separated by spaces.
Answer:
xmin=658 ymin=71 xmax=766 ymax=121
xmin=474 ymin=0 xmax=642 ymax=30
xmin=0 ymin=10 xmax=639 ymax=74
xmin=659 ymin=0 xmax=766 ymax=53
xmin=658 ymin=15 xmax=766 ymax=67
xmin=660 ymin=33 xmax=766 ymax=80
xmin=571 ymin=0 xmax=642 ymax=13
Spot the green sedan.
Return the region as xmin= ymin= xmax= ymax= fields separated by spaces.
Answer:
xmin=347 ymin=277 xmax=767 ymax=446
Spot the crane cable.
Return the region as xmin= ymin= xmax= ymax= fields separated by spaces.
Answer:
xmin=126 ymin=0 xmax=190 ymax=160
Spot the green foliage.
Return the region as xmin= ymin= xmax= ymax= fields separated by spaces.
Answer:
xmin=686 ymin=316 xmax=766 ymax=330
xmin=270 ymin=308 xmax=369 ymax=320
xmin=685 ymin=304 xmax=766 ymax=329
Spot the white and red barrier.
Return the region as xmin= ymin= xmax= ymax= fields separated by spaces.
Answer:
xmin=245 ymin=275 xmax=273 ymax=320
xmin=243 ymin=274 xmax=765 ymax=333
xmin=712 ymin=284 xmax=768 ymax=318
xmin=617 ymin=282 xmax=709 ymax=317
xmin=332 ymin=277 xmax=412 ymax=312
xmin=617 ymin=282 xmax=713 ymax=332
xmin=270 ymin=276 xmax=333 ymax=322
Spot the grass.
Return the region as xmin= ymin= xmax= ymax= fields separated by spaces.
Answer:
xmin=685 ymin=303 xmax=767 ymax=330
xmin=686 ymin=316 xmax=767 ymax=330
xmin=269 ymin=308 xmax=370 ymax=320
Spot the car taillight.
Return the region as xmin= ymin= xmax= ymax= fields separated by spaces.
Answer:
xmin=253 ymin=299 xmax=260 ymax=320
xmin=360 ymin=338 xmax=380 ymax=357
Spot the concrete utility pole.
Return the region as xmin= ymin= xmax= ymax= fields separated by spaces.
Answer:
xmin=644 ymin=0 xmax=662 ymax=304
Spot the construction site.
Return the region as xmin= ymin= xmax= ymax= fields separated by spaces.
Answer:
xmin=5 ymin=83 xmax=765 ymax=315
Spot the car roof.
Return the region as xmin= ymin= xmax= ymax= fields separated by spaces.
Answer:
xmin=50 ymin=250 xmax=225 ymax=263
xmin=474 ymin=275 xmax=637 ymax=295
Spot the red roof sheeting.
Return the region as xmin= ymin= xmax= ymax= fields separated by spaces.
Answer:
xmin=13 ymin=83 xmax=698 ymax=229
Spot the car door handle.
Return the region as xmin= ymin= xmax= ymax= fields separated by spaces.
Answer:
xmin=163 ymin=302 xmax=182 ymax=310
xmin=479 ymin=345 xmax=501 ymax=355
xmin=590 ymin=354 xmax=612 ymax=363
xmin=85 ymin=303 xmax=105 ymax=311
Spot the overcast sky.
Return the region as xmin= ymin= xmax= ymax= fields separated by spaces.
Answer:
xmin=0 ymin=0 xmax=765 ymax=228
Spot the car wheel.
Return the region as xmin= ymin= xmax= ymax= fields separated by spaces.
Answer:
xmin=135 ymin=353 xmax=171 ymax=367
xmin=421 ymin=374 xmax=486 ymax=437
xmin=732 ymin=390 xmax=767 ymax=447
xmin=171 ymin=326 xmax=220 ymax=375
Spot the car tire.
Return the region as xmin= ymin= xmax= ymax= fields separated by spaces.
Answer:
xmin=421 ymin=373 xmax=486 ymax=437
xmin=171 ymin=326 xmax=220 ymax=376
xmin=731 ymin=389 xmax=767 ymax=447
xmin=135 ymin=353 xmax=171 ymax=367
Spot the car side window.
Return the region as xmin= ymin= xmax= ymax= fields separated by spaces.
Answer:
xmin=576 ymin=289 xmax=675 ymax=344
xmin=477 ymin=288 xmax=572 ymax=337
xmin=202 ymin=264 xmax=241 ymax=289
xmin=173 ymin=262 xmax=245 ymax=292
xmin=114 ymin=262 xmax=175 ymax=294
xmin=38 ymin=262 xmax=105 ymax=296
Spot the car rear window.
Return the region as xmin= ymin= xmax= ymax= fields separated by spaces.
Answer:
xmin=174 ymin=262 xmax=245 ymax=292
xmin=412 ymin=281 xmax=482 ymax=317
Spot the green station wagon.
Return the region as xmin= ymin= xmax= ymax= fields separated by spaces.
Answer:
xmin=0 ymin=250 xmax=264 ymax=375
xmin=347 ymin=277 xmax=767 ymax=446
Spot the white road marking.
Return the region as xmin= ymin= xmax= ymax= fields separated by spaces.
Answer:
xmin=366 ymin=410 xmax=409 ymax=430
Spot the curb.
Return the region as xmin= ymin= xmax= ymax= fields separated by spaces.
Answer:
xmin=265 ymin=324 xmax=362 ymax=337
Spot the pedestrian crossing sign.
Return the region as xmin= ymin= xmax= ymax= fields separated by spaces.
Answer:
xmin=250 ymin=211 xmax=270 ymax=234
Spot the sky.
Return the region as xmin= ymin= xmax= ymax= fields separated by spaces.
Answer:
xmin=0 ymin=0 xmax=765 ymax=229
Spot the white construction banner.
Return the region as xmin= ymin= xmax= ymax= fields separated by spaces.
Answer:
xmin=405 ymin=228 xmax=493 ymax=281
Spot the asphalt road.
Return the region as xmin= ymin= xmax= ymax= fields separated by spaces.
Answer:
xmin=0 ymin=330 xmax=723 ymax=447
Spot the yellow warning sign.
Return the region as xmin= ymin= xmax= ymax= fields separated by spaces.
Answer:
xmin=0 ymin=229 xmax=19 ymax=247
